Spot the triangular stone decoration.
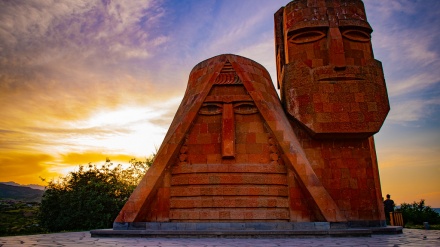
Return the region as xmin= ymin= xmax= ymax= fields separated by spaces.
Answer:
xmin=215 ymin=60 xmax=241 ymax=85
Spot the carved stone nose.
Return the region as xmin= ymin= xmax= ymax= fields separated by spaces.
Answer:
xmin=221 ymin=103 xmax=235 ymax=158
xmin=328 ymin=27 xmax=346 ymax=69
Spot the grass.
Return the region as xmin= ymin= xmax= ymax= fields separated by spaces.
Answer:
xmin=0 ymin=200 xmax=46 ymax=236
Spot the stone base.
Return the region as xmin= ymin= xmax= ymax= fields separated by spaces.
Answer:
xmin=370 ymin=226 xmax=403 ymax=234
xmin=90 ymin=222 xmax=403 ymax=238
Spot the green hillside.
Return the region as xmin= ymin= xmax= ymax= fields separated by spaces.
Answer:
xmin=0 ymin=184 xmax=44 ymax=202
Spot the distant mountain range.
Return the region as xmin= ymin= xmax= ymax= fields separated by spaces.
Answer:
xmin=0 ymin=181 xmax=45 ymax=190
xmin=0 ymin=182 xmax=45 ymax=202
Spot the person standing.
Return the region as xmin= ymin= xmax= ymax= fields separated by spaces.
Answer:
xmin=384 ymin=194 xmax=395 ymax=224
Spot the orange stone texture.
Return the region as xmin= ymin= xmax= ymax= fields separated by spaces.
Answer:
xmin=275 ymin=0 xmax=389 ymax=138
xmin=274 ymin=0 xmax=389 ymax=226
xmin=116 ymin=54 xmax=346 ymax=224
xmin=115 ymin=0 xmax=389 ymax=228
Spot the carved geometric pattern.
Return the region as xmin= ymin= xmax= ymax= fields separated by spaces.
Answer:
xmin=215 ymin=61 xmax=241 ymax=85
xmin=268 ymin=135 xmax=281 ymax=165
xmin=178 ymin=136 xmax=189 ymax=166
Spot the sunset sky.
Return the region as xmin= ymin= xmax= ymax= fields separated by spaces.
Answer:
xmin=0 ymin=0 xmax=439 ymax=207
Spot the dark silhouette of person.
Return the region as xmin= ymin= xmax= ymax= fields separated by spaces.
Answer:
xmin=384 ymin=194 xmax=395 ymax=224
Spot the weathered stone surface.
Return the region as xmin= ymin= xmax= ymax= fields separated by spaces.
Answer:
xmin=275 ymin=0 xmax=390 ymax=138
xmin=115 ymin=54 xmax=345 ymax=224
xmin=274 ymin=0 xmax=387 ymax=226
xmin=114 ymin=0 xmax=389 ymax=229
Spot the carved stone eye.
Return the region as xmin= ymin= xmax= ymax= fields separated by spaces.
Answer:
xmin=289 ymin=30 xmax=326 ymax=44
xmin=233 ymin=102 xmax=258 ymax=115
xmin=342 ymin=29 xmax=371 ymax=42
xmin=199 ymin=103 xmax=222 ymax=115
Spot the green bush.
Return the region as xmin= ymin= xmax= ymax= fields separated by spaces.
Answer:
xmin=39 ymin=158 xmax=151 ymax=232
xmin=399 ymin=199 xmax=440 ymax=225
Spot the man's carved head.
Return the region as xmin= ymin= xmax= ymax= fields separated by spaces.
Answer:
xmin=275 ymin=0 xmax=390 ymax=138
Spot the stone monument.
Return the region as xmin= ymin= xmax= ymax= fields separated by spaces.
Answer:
xmin=114 ymin=54 xmax=347 ymax=225
xmin=274 ymin=0 xmax=389 ymax=226
xmin=93 ymin=0 xmax=396 ymax=237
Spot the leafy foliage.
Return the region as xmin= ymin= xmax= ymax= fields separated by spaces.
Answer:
xmin=399 ymin=199 xmax=440 ymax=225
xmin=39 ymin=158 xmax=152 ymax=232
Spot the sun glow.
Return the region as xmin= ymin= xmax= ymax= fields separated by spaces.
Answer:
xmin=66 ymin=105 xmax=172 ymax=157
xmin=38 ymin=98 xmax=181 ymax=177
xmin=8 ymin=97 xmax=182 ymax=185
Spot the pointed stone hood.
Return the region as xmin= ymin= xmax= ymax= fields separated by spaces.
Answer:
xmin=114 ymin=54 xmax=346 ymax=224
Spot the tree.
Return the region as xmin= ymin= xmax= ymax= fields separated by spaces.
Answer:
xmin=399 ymin=199 xmax=440 ymax=225
xmin=124 ymin=156 xmax=154 ymax=185
xmin=39 ymin=158 xmax=152 ymax=232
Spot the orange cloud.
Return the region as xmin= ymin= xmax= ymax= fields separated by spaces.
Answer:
xmin=60 ymin=152 xmax=139 ymax=165
xmin=0 ymin=151 xmax=57 ymax=185
xmin=0 ymin=150 xmax=152 ymax=186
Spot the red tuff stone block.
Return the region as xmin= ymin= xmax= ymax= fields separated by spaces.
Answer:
xmin=206 ymin=154 xmax=222 ymax=164
xmin=219 ymin=211 xmax=231 ymax=220
xmin=246 ymin=133 xmax=256 ymax=143
xmin=203 ymin=144 xmax=217 ymax=154
xmin=188 ymin=154 xmax=207 ymax=164
xmin=246 ymin=143 xmax=263 ymax=154
xmin=199 ymin=123 xmax=208 ymax=133
xmin=196 ymin=133 xmax=212 ymax=145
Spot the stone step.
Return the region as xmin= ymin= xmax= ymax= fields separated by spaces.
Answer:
xmin=94 ymin=222 xmax=402 ymax=238
xmin=90 ymin=229 xmax=373 ymax=238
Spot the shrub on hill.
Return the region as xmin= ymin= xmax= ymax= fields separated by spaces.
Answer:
xmin=39 ymin=158 xmax=151 ymax=232
xmin=399 ymin=199 xmax=440 ymax=225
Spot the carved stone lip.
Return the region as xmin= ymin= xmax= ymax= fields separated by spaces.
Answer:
xmin=318 ymin=76 xmax=365 ymax=81
xmin=312 ymin=66 xmax=368 ymax=82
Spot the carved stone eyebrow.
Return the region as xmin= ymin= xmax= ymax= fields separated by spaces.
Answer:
xmin=204 ymin=95 xmax=253 ymax=103
xmin=338 ymin=19 xmax=372 ymax=33
xmin=286 ymin=20 xmax=329 ymax=35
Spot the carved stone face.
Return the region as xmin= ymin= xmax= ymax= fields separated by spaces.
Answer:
xmin=199 ymin=85 xmax=259 ymax=159
xmin=169 ymin=56 xmax=291 ymax=222
xmin=276 ymin=0 xmax=390 ymax=138
xmin=180 ymin=64 xmax=281 ymax=166
xmin=284 ymin=0 xmax=374 ymax=69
